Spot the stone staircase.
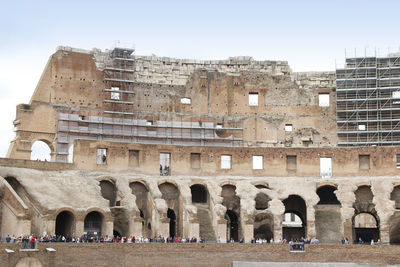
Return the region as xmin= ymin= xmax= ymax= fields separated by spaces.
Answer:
xmin=196 ymin=204 xmax=216 ymax=242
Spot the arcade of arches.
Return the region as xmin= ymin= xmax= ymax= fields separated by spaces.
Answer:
xmin=4 ymin=172 xmax=400 ymax=245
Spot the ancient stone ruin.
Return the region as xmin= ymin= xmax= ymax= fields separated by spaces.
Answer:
xmin=2 ymin=46 xmax=400 ymax=245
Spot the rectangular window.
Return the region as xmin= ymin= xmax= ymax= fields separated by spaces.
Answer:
xmin=191 ymin=153 xmax=201 ymax=169
xmin=359 ymin=155 xmax=370 ymax=170
xmin=97 ymin=148 xmax=107 ymax=164
xmin=221 ymin=155 xmax=232 ymax=169
xmin=320 ymin=157 xmax=332 ymax=178
xmin=160 ymin=153 xmax=171 ymax=176
xmin=146 ymin=120 xmax=153 ymax=126
xmin=216 ymin=123 xmax=223 ymax=129
xmin=397 ymin=155 xmax=400 ymax=169
xmin=358 ymin=124 xmax=366 ymax=131
xmin=249 ymin=92 xmax=259 ymax=106
xmin=111 ymin=87 xmax=120 ymax=100
xmin=393 ymin=91 xmax=400 ymax=99
xmin=129 ymin=150 xmax=139 ymax=167
xmin=285 ymin=124 xmax=293 ymax=132
xmin=252 ymin=155 xmax=263 ymax=170
xmin=319 ymin=93 xmax=330 ymax=107
xmin=286 ymin=155 xmax=297 ymax=171
xmin=180 ymin=98 xmax=191 ymax=104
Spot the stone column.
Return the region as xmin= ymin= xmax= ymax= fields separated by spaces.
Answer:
xmin=75 ymin=220 xmax=84 ymax=237
xmin=273 ymin=213 xmax=282 ymax=241
xmin=336 ymin=183 xmax=356 ymax=242
xmin=241 ymin=223 xmax=253 ymax=243
xmin=216 ymin=219 xmax=227 ymax=243
xmin=104 ymin=220 xmax=113 ymax=237
xmin=306 ymin=207 xmax=316 ymax=239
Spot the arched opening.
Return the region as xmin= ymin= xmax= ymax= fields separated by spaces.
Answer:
xmin=389 ymin=212 xmax=400 ymax=244
xmin=159 ymin=182 xmax=181 ymax=237
xmin=253 ymin=213 xmax=273 ymax=241
xmin=225 ymin=210 xmax=239 ymax=242
xmin=84 ymin=211 xmax=103 ymax=237
xmin=353 ymin=213 xmax=379 ymax=243
xmin=130 ymin=181 xmax=152 ymax=237
xmin=99 ymin=180 xmax=116 ymax=207
xmin=167 ymin=208 xmax=176 ymax=238
xmin=190 ymin=184 xmax=208 ymax=204
xmin=282 ymin=195 xmax=306 ymax=241
xmin=221 ymin=184 xmax=241 ymax=241
xmin=390 ymin=185 xmax=400 ymax=209
xmin=30 ymin=140 xmax=51 ymax=161
xmin=255 ymin=192 xmax=270 ymax=210
xmin=317 ymin=185 xmax=341 ymax=205
xmin=355 ymin=185 xmax=373 ymax=203
xmin=55 ymin=211 xmax=75 ymax=237
xmin=255 ymin=184 xmax=269 ymax=189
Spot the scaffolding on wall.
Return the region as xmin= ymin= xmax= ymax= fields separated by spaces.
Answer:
xmin=336 ymin=54 xmax=400 ymax=146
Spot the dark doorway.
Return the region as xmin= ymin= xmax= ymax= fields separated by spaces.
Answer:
xmin=84 ymin=211 xmax=103 ymax=237
xmin=317 ymin=186 xmax=341 ymax=205
xmin=99 ymin=180 xmax=116 ymax=207
xmin=55 ymin=211 xmax=74 ymax=237
xmin=353 ymin=213 xmax=379 ymax=243
xmin=168 ymin=208 xmax=176 ymax=238
xmin=191 ymin=184 xmax=208 ymax=203
xmin=253 ymin=213 xmax=273 ymax=241
xmin=225 ymin=210 xmax=239 ymax=242
xmin=282 ymin=195 xmax=307 ymax=241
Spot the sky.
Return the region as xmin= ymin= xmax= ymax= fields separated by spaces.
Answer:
xmin=0 ymin=0 xmax=400 ymax=157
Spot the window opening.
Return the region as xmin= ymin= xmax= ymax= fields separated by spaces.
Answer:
xmin=249 ymin=92 xmax=259 ymax=106
xmin=252 ymin=155 xmax=263 ymax=170
xmin=221 ymin=155 xmax=232 ymax=169
xmin=97 ymin=148 xmax=107 ymax=164
xmin=160 ymin=153 xmax=171 ymax=176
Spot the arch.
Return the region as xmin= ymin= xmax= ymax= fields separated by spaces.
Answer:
xmin=391 ymin=185 xmax=400 ymax=209
xmin=30 ymin=140 xmax=52 ymax=161
xmin=130 ymin=181 xmax=152 ymax=238
xmin=255 ymin=192 xmax=270 ymax=210
xmin=159 ymin=182 xmax=181 ymax=238
xmin=129 ymin=179 xmax=150 ymax=191
xmin=190 ymin=184 xmax=208 ymax=204
xmin=253 ymin=212 xmax=273 ymax=241
xmin=99 ymin=180 xmax=116 ymax=207
xmin=219 ymin=181 xmax=236 ymax=187
xmin=15 ymin=257 xmax=43 ymax=267
xmin=55 ymin=210 xmax=75 ymax=237
xmin=355 ymin=185 xmax=373 ymax=203
xmin=84 ymin=211 xmax=104 ymax=237
xmin=317 ymin=185 xmax=341 ymax=205
xmin=167 ymin=208 xmax=176 ymax=238
xmin=253 ymin=182 xmax=269 ymax=189
xmin=282 ymin=195 xmax=307 ymax=241
xmin=353 ymin=212 xmax=379 ymax=243
xmin=225 ymin=210 xmax=239 ymax=242
xmin=221 ymin=184 xmax=240 ymax=213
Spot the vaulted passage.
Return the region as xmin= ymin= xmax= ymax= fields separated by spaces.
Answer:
xmin=390 ymin=186 xmax=400 ymax=209
xmin=353 ymin=213 xmax=379 ymax=243
xmin=159 ymin=182 xmax=181 ymax=238
xmin=221 ymin=184 xmax=241 ymax=241
xmin=99 ymin=180 xmax=117 ymax=207
xmin=130 ymin=181 xmax=152 ymax=238
xmin=55 ymin=211 xmax=75 ymax=237
xmin=84 ymin=211 xmax=103 ymax=237
xmin=253 ymin=212 xmax=273 ymax=241
xmin=191 ymin=184 xmax=208 ymax=203
xmin=282 ymin=195 xmax=306 ymax=241
xmin=225 ymin=210 xmax=239 ymax=242
xmin=315 ymin=185 xmax=342 ymax=243
xmin=352 ymin=185 xmax=379 ymax=243
xmin=389 ymin=212 xmax=400 ymax=244
xmin=167 ymin=208 xmax=176 ymax=238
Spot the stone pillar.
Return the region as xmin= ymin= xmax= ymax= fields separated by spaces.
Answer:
xmin=242 ymin=223 xmax=253 ymax=243
xmin=158 ymin=219 xmax=169 ymax=238
xmin=273 ymin=214 xmax=282 ymax=241
xmin=129 ymin=217 xmax=143 ymax=237
xmin=380 ymin=223 xmax=390 ymax=244
xmin=306 ymin=207 xmax=316 ymax=239
xmin=216 ymin=220 xmax=227 ymax=243
xmin=75 ymin=220 xmax=84 ymax=236
xmin=104 ymin=221 xmax=113 ymax=237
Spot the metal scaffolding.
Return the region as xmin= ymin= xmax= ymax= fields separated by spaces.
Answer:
xmin=336 ymin=54 xmax=400 ymax=146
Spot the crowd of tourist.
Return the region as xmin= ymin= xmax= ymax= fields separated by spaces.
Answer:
xmin=0 ymin=234 xmax=382 ymax=246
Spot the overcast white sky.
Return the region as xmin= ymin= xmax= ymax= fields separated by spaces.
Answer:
xmin=1 ymin=0 xmax=400 ymax=157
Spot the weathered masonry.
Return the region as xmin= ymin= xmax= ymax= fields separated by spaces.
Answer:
xmin=2 ymin=46 xmax=400 ymax=244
